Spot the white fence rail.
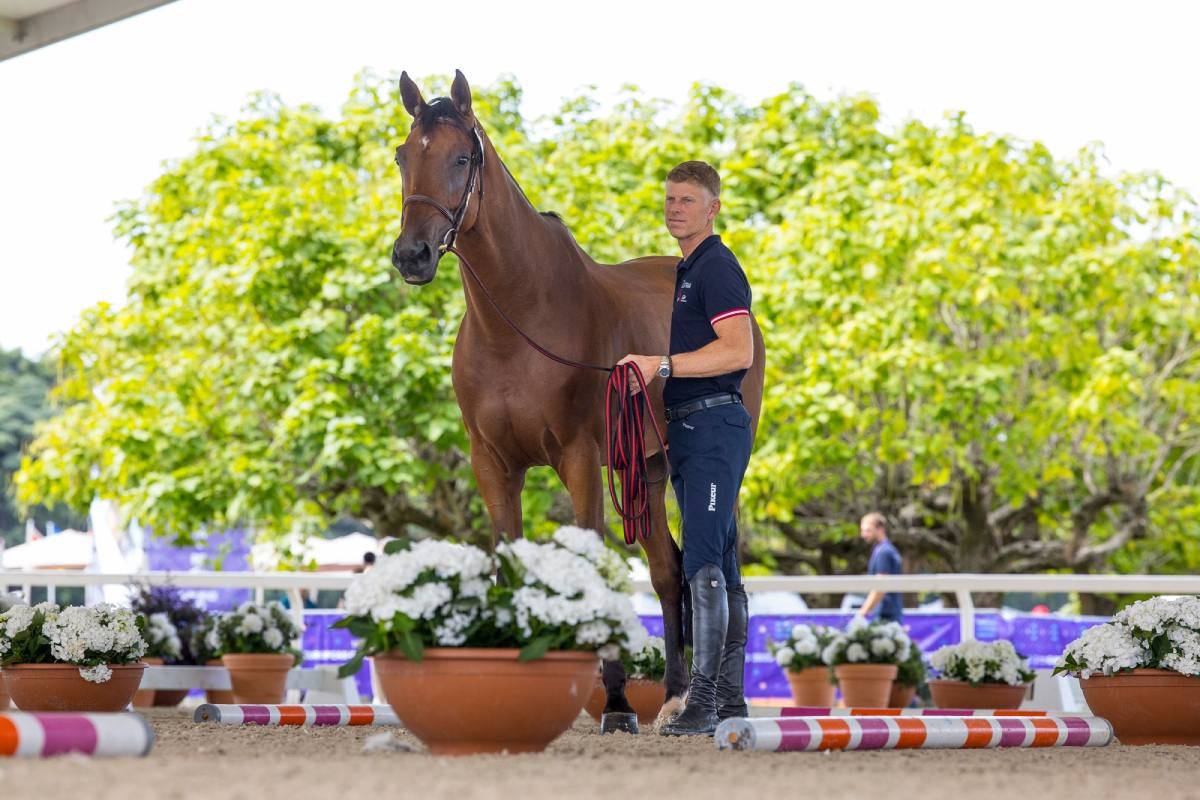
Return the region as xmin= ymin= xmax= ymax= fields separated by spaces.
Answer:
xmin=4 ymin=570 xmax=1194 ymax=637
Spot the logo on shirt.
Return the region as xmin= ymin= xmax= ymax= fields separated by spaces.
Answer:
xmin=681 ymin=281 xmax=692 ymax=289
xmin=707 ymin=482 xmax=717 ymax=511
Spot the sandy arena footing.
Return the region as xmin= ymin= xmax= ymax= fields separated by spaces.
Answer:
xmin=3 ymin=708 xmax=1200 ymax=800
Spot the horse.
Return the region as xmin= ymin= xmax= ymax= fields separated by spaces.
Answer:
xmin=389 ymin=70 xmax=766 ymax=729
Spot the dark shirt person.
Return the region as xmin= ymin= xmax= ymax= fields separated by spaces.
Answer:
xmin=856 ymin=512 xmax=904 ymax=622
xmin=618 ymin=161 xmax=755 ymax=736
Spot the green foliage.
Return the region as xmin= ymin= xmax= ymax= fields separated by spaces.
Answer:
xmin=0 ymin=348 xmax=85 ymax=547
xmin=14 ymin=73 xmax=1200 ymax=578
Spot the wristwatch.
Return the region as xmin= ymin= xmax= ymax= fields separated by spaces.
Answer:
xmin=657 ymin=355 xmax=672 ymax=379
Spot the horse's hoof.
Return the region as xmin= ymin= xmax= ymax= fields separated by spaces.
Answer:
xmin=653 ymin=697 xmax=686 ymax=733
xmin=600 ymin=712 xmax=639 ymax=735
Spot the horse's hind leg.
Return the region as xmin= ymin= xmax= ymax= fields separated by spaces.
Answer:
xmin=555 ymin=443 xmax=638 ymax=732
xmin=642 ymin=456 xmax=687 ymax=730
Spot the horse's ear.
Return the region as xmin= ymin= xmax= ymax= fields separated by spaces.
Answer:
xmin=451 ymin=69 xmax=473 ymax=118
xmin=399 ymin=71 xmax=427 ymax=119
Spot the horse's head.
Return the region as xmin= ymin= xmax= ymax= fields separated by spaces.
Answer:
xmin=391 ymin=70 xmax=485 ymax=285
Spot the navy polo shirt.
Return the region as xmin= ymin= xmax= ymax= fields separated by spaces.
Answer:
xmin=868 ymin=539 xmax=904 ymax=621
xmin=663 ymin=235 xmax=752 ymax=407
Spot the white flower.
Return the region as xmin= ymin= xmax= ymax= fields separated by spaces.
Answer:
xmin=795 ymin=638 xmax=818 ymax=656
xmin=80 ymin=664 xmax=113 ymax=683
xmin=846 ymin=643 xmax=867 ymax=662
xmin=774 ymin=646 xmax=796 ymax=667
xmin=870 ymin=637 xmax=896 ymax=657
xmin=239 ymin=613 xmax=265 ymax=635
xmin=263 ymin=628 xmax=284 ymax=650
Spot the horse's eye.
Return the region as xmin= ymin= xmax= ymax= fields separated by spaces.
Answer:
xmin=394 ymin=147 xmax=406 ymax=168
xmin=456 ymin=155 xmax=471 ymax=167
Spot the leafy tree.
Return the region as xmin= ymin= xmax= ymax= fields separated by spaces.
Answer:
xmin=0 ymin=348 xmax=85 ymax=548
xmin=15 ymin=74 xmax=1200 ymax=593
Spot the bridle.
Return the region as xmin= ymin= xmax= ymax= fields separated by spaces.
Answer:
xmin=395 ymin=117 xmax=669 ymax=546
xmin=400 ymin=123 xmax=486 ymax=254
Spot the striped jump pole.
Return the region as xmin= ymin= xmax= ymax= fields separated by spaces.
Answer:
xmin=194 ymin=704 xmax=400 ymax=726
xmin=773 ymin=707 xmax=1078 ymax=718
xmin=0 ymin=712 xmax=155 ymax=758
xmin=716 ymin=715 xmax=1112 ymax=752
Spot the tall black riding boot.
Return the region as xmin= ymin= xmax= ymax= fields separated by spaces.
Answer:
xmin=716 ymin=584 xmax=749 ymax=720
xmin=661 ymin=564 xmax=728 ymax=736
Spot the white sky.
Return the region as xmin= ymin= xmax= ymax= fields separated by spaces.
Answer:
xmin=1 ymin=0 xmax=1196 ymax=357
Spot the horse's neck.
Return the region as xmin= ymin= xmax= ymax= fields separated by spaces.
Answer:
xmin=455 ymin=157 xmax=596 ymax=338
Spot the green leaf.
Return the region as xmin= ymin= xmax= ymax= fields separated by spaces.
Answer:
xmin=518 ymin=635 xmax=554 ymax=662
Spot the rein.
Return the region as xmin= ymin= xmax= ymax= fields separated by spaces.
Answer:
xmin=401 ymin=122 xmax=668 ymax=545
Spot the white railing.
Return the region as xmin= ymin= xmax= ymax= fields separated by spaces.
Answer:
xmin=4 ymin=570 xmax=1196 ymax=636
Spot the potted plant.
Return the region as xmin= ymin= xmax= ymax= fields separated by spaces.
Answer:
xmin=890 ymin=637 xmax=927 ymax=708
xmin=1055 ymin=595 xmax=1200 ymax=745
xmin=0 ymin=593 xmax=18 ymax=709
xmin=824 ymin=618 xmax=911 ymax=707
xmin=927 ymin=639 xmax=1034 ymax=709
xmin=214 ymin=601 xmax=302 ymax=704
xmin=769 ymin=623 xmax=838 ymax=706
xmin=130 ymin=585 xmax=210 ymax=706
xmin=337 ymin=527 xmax=647 ymax=755
xmin=0 ymin=601 xmax=148 ymax=711
xmin=132 ymin=612 xmax=184 ymax=707
xmin=586 ymin=636 xmax=666 ymax=725
xmin=191 ymin=614 xmax=234 ymax=705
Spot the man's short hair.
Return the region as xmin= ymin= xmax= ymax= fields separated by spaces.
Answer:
xmin=667 ymin=161 xmax=721 ymax=199
xmin=862 ymin=512 xmax=887 ymax=532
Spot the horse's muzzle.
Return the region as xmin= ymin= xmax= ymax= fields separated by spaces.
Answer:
xmin=392 ymin=237 xmax=438 ymax=285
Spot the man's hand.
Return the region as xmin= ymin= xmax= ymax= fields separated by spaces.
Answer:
xmin=616 ymin=354 xmax=662 ymax=394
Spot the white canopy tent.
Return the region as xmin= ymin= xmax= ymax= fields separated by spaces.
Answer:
xmin=1 ymin=529 xmax=93 ymax=569
xmin=0 ymin=0 xmax=175 ymax=62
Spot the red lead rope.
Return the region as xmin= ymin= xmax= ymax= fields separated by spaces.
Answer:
xmin=452 ymin=243 xmax=669 ymax=546
xmin=604 ymin=362 xmax=670 ymax=545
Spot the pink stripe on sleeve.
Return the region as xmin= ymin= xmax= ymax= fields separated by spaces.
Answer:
xmin=710 ymin=308 xmax=749 ymax=325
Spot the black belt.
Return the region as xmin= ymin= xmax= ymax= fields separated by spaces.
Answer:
xmin=665 ymin=393 xmax=742 ymax=422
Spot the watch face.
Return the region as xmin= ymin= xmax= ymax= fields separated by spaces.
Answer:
xmin=658 ymin=365 xmax=671 ymax=378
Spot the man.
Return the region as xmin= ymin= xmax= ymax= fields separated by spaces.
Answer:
xmin=618 ymin=161 xmax=755 ymax=736
xmin=855 ymin=512 xmax=904 ymax=622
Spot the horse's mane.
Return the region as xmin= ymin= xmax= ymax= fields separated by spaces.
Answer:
xmin=417 ymin=98 xmax=570 ymax=231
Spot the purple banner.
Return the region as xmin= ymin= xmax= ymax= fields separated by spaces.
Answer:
xmin=282 ymin=609 xmax=1109 ymax=701
xmin=144 ymin=529 xmax=253 ymax=611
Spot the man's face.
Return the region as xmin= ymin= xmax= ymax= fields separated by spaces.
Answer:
xmin=860 ymin=521 xmax=879 ymax=544
xmin=664 ymin=180 xmax=719 ymax=241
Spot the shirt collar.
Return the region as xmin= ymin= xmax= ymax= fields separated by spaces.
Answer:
xmin=677 ymin=234 xmax=721 ymax=271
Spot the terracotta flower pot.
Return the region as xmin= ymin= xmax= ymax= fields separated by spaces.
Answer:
xmin=375 ymin=647 xmax=598 ymax=755
xmin=928 ymin=679 xmax=1028 ymax=710
xmin=888 ymin=682 xmax=917 ymax=709
xmin=584 ymin=677 xmax=664 ymax=724
xmin=205 ymin=659 xmax=236 ymax=705
xmin=154 ymin=688 xmax=191 ymax=707
xmin=2 ymin=662 xmax=146 ymax=712
xmin=834 ymin=663 xmax=898 ymax=708
xmin=221 ymin=653 xmax=294 ymax=704
xmin=1080 ymin=668 xmax=1200 ymax=745
xmin=786 ymin=666 xmax=836 ymax=707
xmin=0 ymin=674 xmax=9 ymax=710
xmin=133 ymin=656 xmax=164 ymax=708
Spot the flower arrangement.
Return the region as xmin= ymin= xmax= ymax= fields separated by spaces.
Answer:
xmin=211 ymin=601 xmax=302 ymax=660
xmin=336 ymin=529 xmax=647 ymax=677
xmin=130 ymin=585 xmax=209 ymax=664
xmin=0 ymin=602 xmax=147 ymax=683
xmin=191 ymin=614 xmax=224 ymax=663
xmin=622 ymin=636 xmax=666 ymax=681
xmin=895 ymin=636 xmax=928 ymax=688
xmin=823 ymin=617 xmax=912 ymax=666
xmin=769 ymin=623 xmax=839 ymax=672
xmin=1055 ymin=595 xmax=1200 ymax=679
xmin=143 ymin=613 xmax=183 ymax=661
xmin=929 ymin=639 xmax=1034 ymax=686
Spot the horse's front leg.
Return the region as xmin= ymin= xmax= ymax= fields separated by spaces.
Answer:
xmin=556 ymin=443 xmax=638 ymax=733
xmin=470 ymin=439 xmax=526 ymax=542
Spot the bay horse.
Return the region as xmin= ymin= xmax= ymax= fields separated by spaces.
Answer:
xmin=390 ymin=70 xmax=765 ymax=728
